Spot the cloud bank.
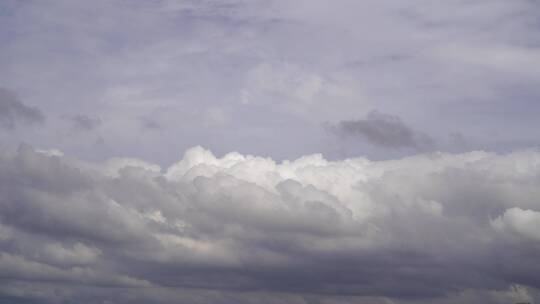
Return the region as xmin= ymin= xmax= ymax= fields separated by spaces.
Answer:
xmin=1 ymin=145 xmax=540 ymax=303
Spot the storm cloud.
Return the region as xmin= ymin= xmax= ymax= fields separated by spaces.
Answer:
xmin=0 ymin=145 xmax=539 ymax=303
xmin=0 ymin=89 xmax=45 ymax=129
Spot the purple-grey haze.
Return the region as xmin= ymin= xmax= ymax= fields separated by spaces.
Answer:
xmin=1 ymin=1 xmax=540 ymax=303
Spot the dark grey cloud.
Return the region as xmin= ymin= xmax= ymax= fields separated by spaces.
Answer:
xmin=0 ymin=89 xmax=45 ymax=130
xmin=63 ymin=114 xmax=102 ymax=131
xmin=0 ymin=145 xmax=539 ymax=303
xmin=326 ymin=111 xmax=434 ymax=149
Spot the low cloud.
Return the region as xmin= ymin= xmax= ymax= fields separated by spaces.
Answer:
xmin=326 ymin=111 xmax=434 ymax=149
xmin=0 ymin=145 xmax=539 ymax=303
xmin=0 ymin=88 xmax=45 ymax=129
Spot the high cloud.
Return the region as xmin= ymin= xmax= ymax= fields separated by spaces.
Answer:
xmin=0 ymin=145 xmax=539 ymax=303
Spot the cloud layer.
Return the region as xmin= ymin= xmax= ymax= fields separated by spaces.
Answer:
xmin=1 ymin=0 xmax=539 ymax=162
xmin=1 ymin=145 xmax=540 ymax=303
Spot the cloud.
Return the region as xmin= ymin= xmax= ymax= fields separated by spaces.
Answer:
xmin=1 ymin=145 xmax=540 ymax=303
xmin=246 ymin=61 xmax=326 ymax=103
xmin=326 ymin=110 xmax=434 ymax=149
xmin=0 ymin=88 xmax=45 ymax=129
xmin=492 ymin=207 xmax=540 ymax=242
xmin=140 ymin=118 xmax=163 ymax=131
xmin=1 ymin=1 xmax=539 ymax=160
xmin=42 ymin=242 xmax=102 ymax=266
xmin=63 ymin=114 xmax=102 ymax=131
xmin=0 ymin=252 xmax=149 ymax=288
xmin=434 ymin=43 xmax=540 ymax=79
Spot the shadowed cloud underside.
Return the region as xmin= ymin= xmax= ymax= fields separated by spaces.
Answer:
xmin=0 ymin=145 xmax=539 ymax=303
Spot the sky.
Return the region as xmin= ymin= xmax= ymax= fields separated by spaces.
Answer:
xmin=0 ymin=0 xmax=540 ymax=303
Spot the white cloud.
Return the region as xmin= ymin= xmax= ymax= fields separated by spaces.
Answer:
xmin=492 ymin=207 xmax=540 ymax=242
xmin=2 ymin=145 xmax=540 ymax=303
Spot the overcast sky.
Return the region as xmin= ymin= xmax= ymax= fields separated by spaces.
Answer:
xmin=1 ymin=1 xmax=540 ymax=303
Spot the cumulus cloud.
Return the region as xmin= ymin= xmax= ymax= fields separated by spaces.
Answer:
xmin=326 ymin=111 xmax=434 ymax=149
xmin=1 ymin=145 xmax=540 ymax=303
xmin=0 ymin=88 xmax=45 ymax=129
xmin=492 ymin=208 xmax=540 ymax=242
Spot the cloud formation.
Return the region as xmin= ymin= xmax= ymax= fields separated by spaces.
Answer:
xmin=326 ymin=111 xmax=434 ymax=149
xmin=0 ymin=88 xmax=45 ymax=129
xmin=0 ymin=145 xmax=539 ymax=303
xmin=2 ymin=0 xmax=539 ymax=161
xmin=1 ymin=1 xmax=540 ymax=302
xmin=63 ymin=114 xmax=102 ymax=131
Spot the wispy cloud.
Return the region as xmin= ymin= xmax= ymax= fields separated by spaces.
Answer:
xmin=326 ymin=110 xmax=434 ymax=149
xmin=62 ymin=114 xmax=102 ymax=131
xmin=0 ymin=88 xmax=45 ymax=129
